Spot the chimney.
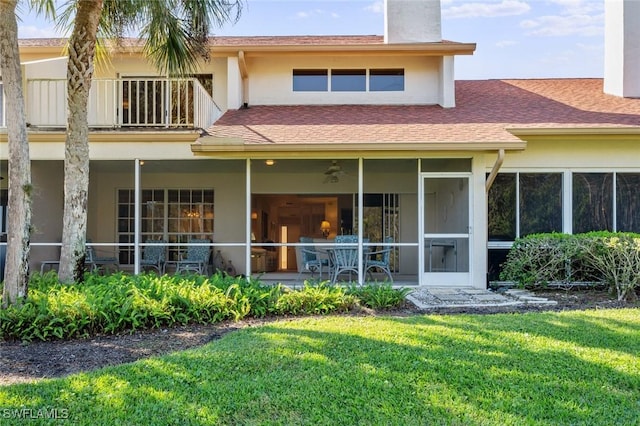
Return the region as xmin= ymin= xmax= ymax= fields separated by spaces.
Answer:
xmin=604 ymin=0 xmax=640 ymax=98
xmin=384 ymin=0 xmax=442 ymax=44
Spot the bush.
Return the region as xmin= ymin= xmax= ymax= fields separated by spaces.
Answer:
xmin=273 ymin=282 xmax=357 ymax=315
xmin=576 ymin=232 xmax=640 ymax=301
xmin=501 ymin=232 xmax=640 ymax=301
xmin=0 ymin=273 xmax=408 ymax=342
xmin=500 ymin=233 xmax=581 ymax=287
xmin=347 ymin=283 xmax=412 ymax=310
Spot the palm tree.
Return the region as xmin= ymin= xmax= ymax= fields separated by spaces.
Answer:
xmin=0 ymin=0 xmax=54 ymax=307
xmin=57 ymin=0 xmax=242 ymax=283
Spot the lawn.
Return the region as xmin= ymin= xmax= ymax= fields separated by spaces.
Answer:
xmin=1 ymin=309 xmax=639 ymax=425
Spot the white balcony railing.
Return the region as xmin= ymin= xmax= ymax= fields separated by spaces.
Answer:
xmin=20 ymin=77 xmax=221 ymax=130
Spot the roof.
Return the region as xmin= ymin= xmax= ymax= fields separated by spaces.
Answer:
xmin=197 ymin=78 xmax=640 ymax=152
xmin=18 ymin=36 xmax=475 ymax=55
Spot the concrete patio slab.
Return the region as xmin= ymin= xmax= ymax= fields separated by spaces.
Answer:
xmin=407 ymin=287 xmax=557 ymax=310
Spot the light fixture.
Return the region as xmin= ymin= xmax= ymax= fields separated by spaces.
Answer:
xmin=265 ymin=159 xmax=275 ymax=166
xmin=251 ymin=211 xmax=258 ymax=220
xmin=320 ymin=220 xmax=331 ymax=238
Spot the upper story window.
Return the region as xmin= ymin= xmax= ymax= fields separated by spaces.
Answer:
xmin=331 ymin=69 xmax=366 ymax=92
xmin=293 ymin=69 xmax=328 ymax=91
xmin=292 ymin=68 xmax=406 ymax=92
xmin=370 ymin=69 xmax=405 ymax=91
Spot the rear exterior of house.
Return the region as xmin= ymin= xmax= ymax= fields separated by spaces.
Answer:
xmin=1 ymin=0 xmax=639 ymax=287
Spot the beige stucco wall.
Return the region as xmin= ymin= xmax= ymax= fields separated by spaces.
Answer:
xmin=489 ymin=139 xmax=640 ymax=170
xmin=246 ymin=55 xmax=441 ymax=106
xmin=23 ymin=57 xmax=67 ymax=79
xmin=30 ymin=161 xmax=64 ymax=268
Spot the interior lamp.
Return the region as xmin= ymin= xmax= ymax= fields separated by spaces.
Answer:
xmin=320 ymin=220 xmax=331 ymax=238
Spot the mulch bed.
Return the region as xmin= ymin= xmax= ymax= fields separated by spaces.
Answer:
xmin=1 ymin=288 xmax=638 ymax=386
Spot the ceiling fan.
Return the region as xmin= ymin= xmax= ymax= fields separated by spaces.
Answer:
xmin=323 ymin=160 xmax=345 ymax=183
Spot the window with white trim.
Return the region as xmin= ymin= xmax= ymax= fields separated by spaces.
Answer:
xmin=117 ymin=188 xmax=214 ymax=264
xmin=292 ymin=68 xmax=405 ymax=92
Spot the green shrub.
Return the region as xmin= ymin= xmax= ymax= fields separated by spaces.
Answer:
xmin=0 ymin=273 xmax=244 ymax=341
xmin=347 ymin=283 xmax=411 ymax=310
xmin=273 ymin=282 xmax=357 ymax=315
xmin=575 ymin=232 xmax=640 ymax=301
xmin=499 ymin=233 xmax=580 ymax=287
xmin=1 ymin=273 xmax=411 ymax=342
xmin=501 ymin=232 xmax=640 ymax=301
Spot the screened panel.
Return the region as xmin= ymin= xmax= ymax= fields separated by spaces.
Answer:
xmin=117 ymin=188 xmax=214 ymax=264
xmin=520 ymin=173 xmax=562 ymax=236
xmin=616 ymin=173 xmax=640 ymax=233
xmin=488 ymin=173 xmax=516 ymax=241
xmin=421 ymin=159 xmax=471 ymax=173
xmin=573 ymin=173 xmax=613 ymax=233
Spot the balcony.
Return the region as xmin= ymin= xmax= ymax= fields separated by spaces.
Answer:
xmin=1 ymin=78 xmax=222 ymax=130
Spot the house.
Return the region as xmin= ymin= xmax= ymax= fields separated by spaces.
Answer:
xmin=1 ymin=0 xmax=639 ymax=287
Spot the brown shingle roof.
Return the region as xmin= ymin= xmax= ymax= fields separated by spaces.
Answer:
xmin=18 ymin=35 xmax=467 ymax=47
xmin=18 ymin=36 xmax=471 ymax=55
xmin=203 ymin=79 xmax=640 ymax=147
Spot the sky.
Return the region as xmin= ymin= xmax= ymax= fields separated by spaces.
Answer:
xmin=16 ymin=0 xmax=606 ymax=80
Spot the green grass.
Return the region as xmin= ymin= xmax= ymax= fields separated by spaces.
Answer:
xmin=2 ymin=309 xmax=640 ymax=425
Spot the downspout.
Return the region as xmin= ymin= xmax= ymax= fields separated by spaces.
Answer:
xmin=485 ymin=149 xmax=505 ymax=192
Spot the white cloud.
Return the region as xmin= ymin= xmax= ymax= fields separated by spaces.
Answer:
xmin=364 ymin=1 xmax=383 ymax=14
xmin=443 ymin=0 xmax=530 ymax=19
xmin=294 ymin=8 xmax=339 ymax=20
xmin=520 ymin=0 xmax=603 ymax=37
xmin=548 ymin=0 xmax=602 ymax=15
xmin=520 ymin=12 xmax=603 ymax=37
xmin=496 ymin=40 xmax=517 ymax=47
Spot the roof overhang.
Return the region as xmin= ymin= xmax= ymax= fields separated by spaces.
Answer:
xmin=191 ymin=138 xmax=526 ymax=158
xmin=18 ymin=38 xmax=476 ymax=58
xmin=206 ymin=42 xmax=477 ymax=57
xmin=508 ymin=126 xmax=640 ymax=143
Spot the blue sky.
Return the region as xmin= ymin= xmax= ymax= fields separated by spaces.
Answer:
xmin=17 ymin=0 xmax=605 ymax=80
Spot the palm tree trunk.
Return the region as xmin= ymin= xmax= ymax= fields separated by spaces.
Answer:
xmin=0 ymin=0 xmax=32 ymax=307
xmin=58 ymin=0 xmax=103 ymax=284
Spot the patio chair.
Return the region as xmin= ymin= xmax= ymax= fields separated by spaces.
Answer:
xmin=297 ymin=236 xmax=330 ymax=280
xmin=330 ymin=235 xmax=360 ymax=283
xmin=175 ymin=239 xmax=211 ymax=275
xmin=140 ymin=240 xmax=167 ymax=274
xmin=365 ymin=236 xmax=394 ymax=283
xmin=86 ymin=245 xmax=120 ymax=273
